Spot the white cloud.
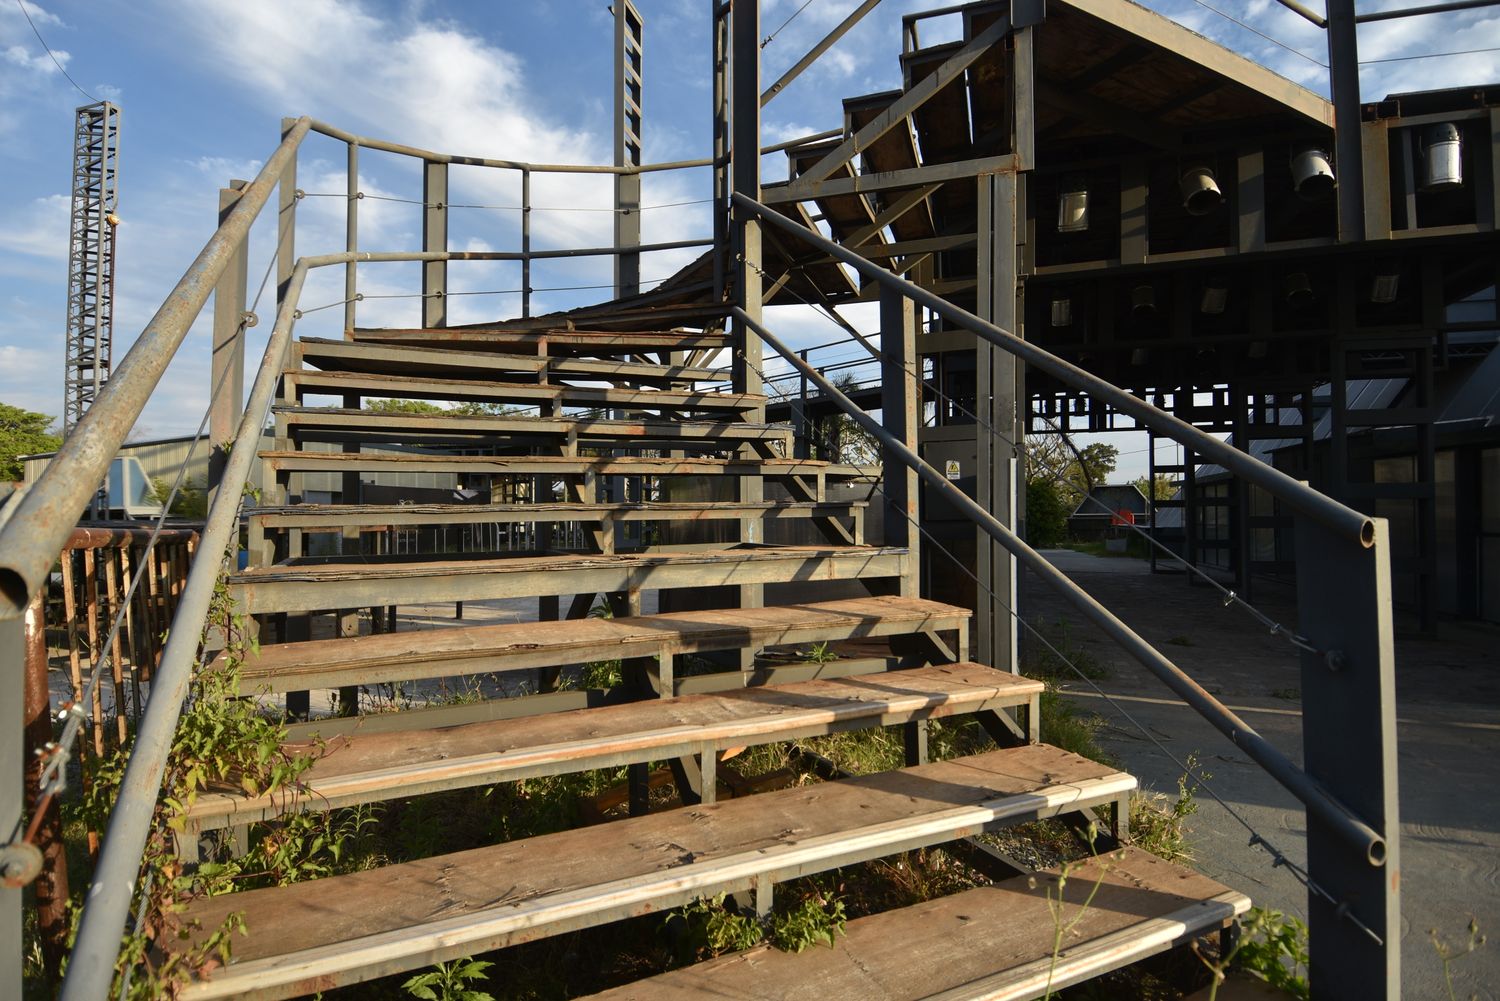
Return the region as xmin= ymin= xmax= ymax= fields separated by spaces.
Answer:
xmin=0 ymin=193 xmax=69 ymax=260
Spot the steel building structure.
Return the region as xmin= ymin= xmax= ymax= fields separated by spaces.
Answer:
xmin=62 ymin=102 xmax=121 ymax=435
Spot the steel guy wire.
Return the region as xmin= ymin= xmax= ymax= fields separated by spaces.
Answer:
xmin=1185 ymin=0 xmax=1330 ymax=67
xmin=1359 ymin=45 xmax=1500 ymax=63
xmin=746 ymin=336 xmax=1381 ymax=945
xmin=763 ymin=0 xmax=819 ymax=47
xmin=754 ymin=255 xmax=1324 ymax=657
xmin=13 ymin=0 xmax=99 ymax=102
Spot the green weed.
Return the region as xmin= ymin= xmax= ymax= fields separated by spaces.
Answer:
xmin=401 ymin=957 xmax=495 ymax=1001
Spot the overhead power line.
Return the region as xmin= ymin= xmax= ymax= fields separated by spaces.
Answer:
xmin=13 ymin=0 xmax=99 ymax=102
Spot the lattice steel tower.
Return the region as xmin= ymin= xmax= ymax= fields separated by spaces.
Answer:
xmin=63 ymin=101 xmax=121 ymax=434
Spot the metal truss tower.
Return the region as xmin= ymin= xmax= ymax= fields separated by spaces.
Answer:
xmin=63 ymin=101 xmax=121 ymax=435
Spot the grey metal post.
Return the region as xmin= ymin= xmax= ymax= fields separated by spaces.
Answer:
xmin=1294 ymin=519 xmax=1401 ymax=999
xmin=711 ymin=8 xmax=729 ymax=304
xmin=521 ymin=168 xmax=532 ymax=318
xmin=614 ymin=0 xmax=643 ymax=298
xmin=209 ymin=179 xmax=249 ymax=498
xmin=423 ymin=162 xmax=448 ymax=328
xmin=276 ymin=118 xmax=298 ymax=312
xmin=976 ymin=169 xmax=1020 ymax=672
xmin=1 ymin=616 xmax=20 ymax=1001
xmin=732 ymin=0 xmax=764 ymax=664
xmin=1326 ymin=0 xmax=1365 ymax=242
xmin=344 ymin=143 xmax=359 ymax=334
xmin=880 ymin=287 xmax=920 ymax=598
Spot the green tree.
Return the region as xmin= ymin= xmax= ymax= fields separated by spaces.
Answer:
xmin=148 ymin=476 xmax=209 ymax=518
xmin=1025 ymin=478 xmax=1068 ymax=547
xmin=1133 ymin=474 xmax=1175 ymax=501
xmin=1024 ymin=435 xmax=1118 ymax=508
xmin=365 ymin=398 xmax=446 ymax=414
xmin=0 ymin=402 xmax=61 ymax=481
xmin=814 ymin=375 xmax=880 ymax=465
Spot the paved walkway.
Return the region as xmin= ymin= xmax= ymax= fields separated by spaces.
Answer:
xmin=1023 ymin=548 xmax=1500 ymax=999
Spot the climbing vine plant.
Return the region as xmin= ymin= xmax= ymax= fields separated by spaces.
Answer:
xmin=66 ymin=565 xmax=361 ymax=998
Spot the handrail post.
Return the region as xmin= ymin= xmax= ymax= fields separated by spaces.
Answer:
xmin=731 ymin=0 xmax=764 ymax=667
xmin=209 ymin=178 xmax=249 ymax=501
xmin=422 ymin=162 xmax=448 ymax=328
xmin=344 ymin=142 xmax=359 ymax=335
xmin=880 ymin=287 xmax=920 ymax=598
xmin=521 ymin=168 xmax=532 ymax=318
xmin=614 ymin=0 xmax=643 ymax=298
xmin=1295 ymin=520 xmax=1401 ymax=997
xmin=276 ymin=118 xmax=298 ymax=313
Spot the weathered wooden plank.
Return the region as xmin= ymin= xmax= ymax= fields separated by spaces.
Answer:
xmin=185 ymin=663 xmax=1040 ymax=828
xmin=177 ymin=745 xmax=1135 ymax=1000
xmin=348 ymin=327 xmax=728 ymax=355
xmin=258 ymin=450 xmax=873 ymax=480
xmin=223 ymin=595 xmax=963 ymax=692
xmin=298 ymin=337 xmax=727 ymax=383
xmin=251 ymin=500 xmax=864 ymax=532
xmin=286 ymin=370 xmax=759 ymax=413
xmin=582 ymin=847 xmax=1249 ymax=1001
xmin=228 ymin=546 xmax=908 ymax=615
xmin=273 ymin=408 xmax=792 ymax=446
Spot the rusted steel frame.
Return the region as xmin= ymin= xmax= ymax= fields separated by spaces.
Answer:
xmin=736 ymin=192 xmax=1373 ymax=545
xmin=102 ymin=551 xmax=128 ymax=743
xmin=62 ymin=526 xmax=199 ymax=550
xmin=737 ymin=303 xmax=1388 ymax=866
xmin=81 ymin=550 xmax=104 ymax=756
xmin=22 ymin=592 xmax=69 ymax=985
xmin=0 ymin=117 xmax=312 ymax=620
xmin=58 ymin=554 xmax=84 ymax=755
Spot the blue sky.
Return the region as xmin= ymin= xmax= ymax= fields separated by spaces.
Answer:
xmin=1 ymin=0 xmax=1496 ymax=474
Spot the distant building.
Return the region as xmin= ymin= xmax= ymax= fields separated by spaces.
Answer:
xmin=1067 ymin=483 xmax=1151 ymax=541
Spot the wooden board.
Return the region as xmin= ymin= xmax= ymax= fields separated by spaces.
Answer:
xmin=583 ymin=847 xmax=1250 ymax=1001
xmin=177 ymin=745 xmax=1135 ymax=1000
xmin=272 ymin=408 xmax=792 ymax=446
xmin=258 ymin=450 xmax=871 ymax=480
xmin=348 ymin=327 xmax=727 ymax=356
xmin=251 ymin=500 xmax=863 ymax=532
xmin=222 ymin=595 xmax=963 ymax=691
xmin=296 ymin=338 xmax=727 ymax=384
xmin=285 ymin=370 xmax=758 ymax=413
xmin=185 ymin=663 xmax=1041 ymax=828
xmin=228 ymin=546 xmax=909 ymax=615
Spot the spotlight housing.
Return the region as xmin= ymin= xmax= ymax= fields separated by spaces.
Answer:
xmin=1284 ymin=272 xmax=1315 ymax=309
xmin=1179 ymin=166 xmax=1223 ymax=216
xmin=1370 ymin=272 xmax=1400 ymax=305
xmin=1421 ymin=123 xmax=1463 ymax=189
xmin=1057 ymin=183 xmax=1089 ymax=233
xmin=1050 ymin=297 xmax=1074 ymax=327
xmin=1200 ymin=280 xmax=1228 ymax=316
xmin=1131 ymin=285 xmax=1156 ymax=316
xmin=1291 ymin=147 xmax=1336 ymax=201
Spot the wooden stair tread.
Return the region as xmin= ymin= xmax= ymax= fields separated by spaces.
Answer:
xmin=273 ymin=407 xmax=792 ymax=442
xmin=185 ymin=662 xmax=1040 ymax=827
xmin=297 ymin=337 xmax=727 ymax=382
xmin=178 ymin=744 xmax=1135 ymax=1000
xmin=250 ymin=499 xmax=864 ymax=527
xmin=348 ymin=326 xmax=727 ymax=354
xmin=228 ymin=546 xmax=909 ymax=615
xmin=285 ymin=370 xmax=764 ymax=410
xmin=220 ymin=595 xmax=965 ymax=689
xmin=258 ymin=450 xmax=871 ymax=478
xmin=582 ymin=847 xmax=1250 ymax=1001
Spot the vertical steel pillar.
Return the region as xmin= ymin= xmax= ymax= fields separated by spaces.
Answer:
xmin=521 ymin=168 xmax=532 ymax=318
xmin=344 ymin=143 xmax=359 ymax=335
xmin=1326 ymin=0 xmax=1365 ymax=242
xmin=1294 ymin=520 xmax=1401 ymax=999
xmin=712 ymin=7 xmax=730 ymax=305
xmin=881 ymin=288 xmax=920 ymax=598
xmin=732 ymin=0 xmax=765 ymax=667
xmin=276 ymin=117 xmax=298 ymax=313
xmin=614 ymin=0 xmax=643 ymax=298
xmin=209 ymin=179 xmax=249 ymax=498
xmin=423 ymin=162 xmax=448 ymax=328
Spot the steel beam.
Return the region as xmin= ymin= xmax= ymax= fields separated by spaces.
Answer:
xmin=421 ymin=162 xmax=447 ymax=328
xmin=210 ymin=179 xmax=249 ymax=492
xmin=761 ymin=0 xmax=884 ymax=106
xmin=881 ymin=287 xmax=920 ymax=598
xmin=614 ymin=0 xmax=643 ymax=297
xmin=1295 ymin=520 xmax=1401 ymax=999
xmin=1326 ymin=0 xmax=1365 ymax=242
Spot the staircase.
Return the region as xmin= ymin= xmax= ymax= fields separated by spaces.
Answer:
xmin=155 ymin=297 xmax=1250 ymax=1000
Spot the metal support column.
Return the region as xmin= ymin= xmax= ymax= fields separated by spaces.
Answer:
xmin=976 ymin=169 xmax=1020 ymax=671
xmin=423 ymin=162 xmax=448 ymax=328
xmin=344 ymin=142 xmax=359 ymax=334
xmin=881 ymin=288 xmax=920 ymax=598
xmin=1326 ymin=0 xmax=1365 ymax=242
xmin=209 ymin=179 xmax=249 ymax=497
xmin=276 ymin=117 xmax=298 ymax=313
xmin=1294 ymin=519 xmax=1401 ymax=999
xmin=731 ymin=0 xmax=765 ymax=667
xmin=614 ymin=0 xmax=643 ymax=298
xmin=1 ymin=614 xmax=22 ymax=1000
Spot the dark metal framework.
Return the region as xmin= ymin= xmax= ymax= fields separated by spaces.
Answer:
xmin=63 ymin=102 xmax=121 ymax=436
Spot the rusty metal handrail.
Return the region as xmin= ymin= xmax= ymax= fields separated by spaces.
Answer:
xmin=0 ymin=117 xmax=314 ymax=621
